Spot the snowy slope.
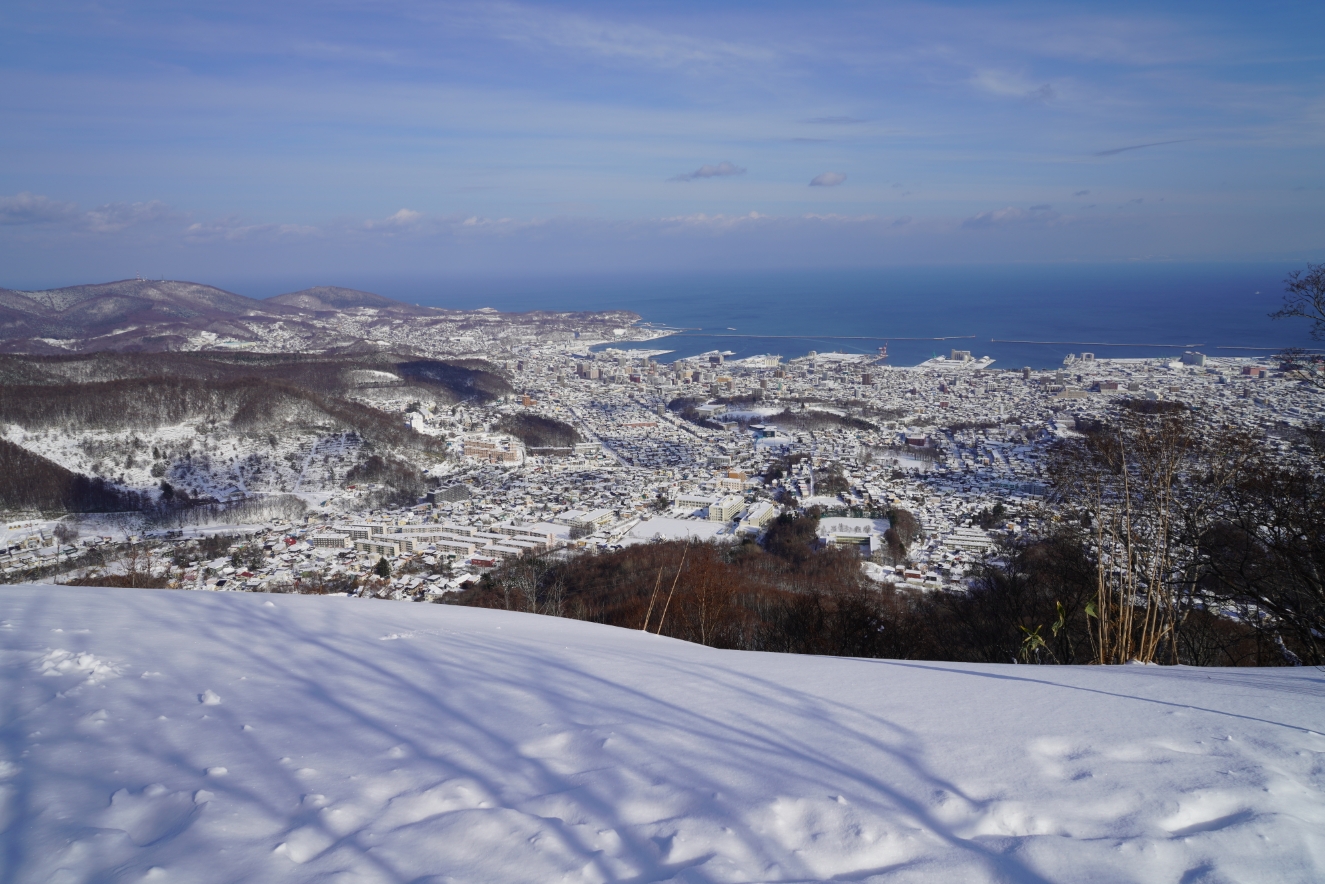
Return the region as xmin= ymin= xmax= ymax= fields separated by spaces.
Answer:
xmin=1 ymin=586 xmax=1322 ymax=884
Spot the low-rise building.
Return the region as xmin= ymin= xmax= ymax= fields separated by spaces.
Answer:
xmin=942 ymin=527 xmax=996 ymax=554
xmin=741 ymin=501 xmax=778 ymax=529
xmin=818 ymin=517 xmax=889 ymax=553
xmin=354 ymin=538 xmax=402 ymax=558
xmin=708 ymin=495 xmax=744 ymax=523
xmin=675 ymin=492 xmax=718 ymax=513
xmin=562 ymin=508 xmax=615 ymax=530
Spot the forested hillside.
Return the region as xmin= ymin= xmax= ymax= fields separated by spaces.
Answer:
xmin=0 ymin=438 xmax=140 ymax=512
xmin=0 ymin=351 xmax=513 ymax=513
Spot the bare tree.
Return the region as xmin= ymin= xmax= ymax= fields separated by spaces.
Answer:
xmin=507 ymin=553 xmax=547 ymax=613
xmin=119 ymin=543 xmax=147 ymax=588
xmin=1270 ymin=263 xmax=1325 ymax=387
xmin=52 ymin=522 xmax=79 ymax=581
xmin=1205 ymin=455 xmax=1325 ymax=665
xmin=543 ymin=574 xmax=566 ymax=618
xmin=1052 ymin=414 xmax=1254 ymax=664
xmin=1270 ymin=263 xmax=1325 ymax=337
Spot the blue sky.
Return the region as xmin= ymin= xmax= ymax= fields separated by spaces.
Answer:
xmin=1 ymin=0 xmax=1322 ymax=286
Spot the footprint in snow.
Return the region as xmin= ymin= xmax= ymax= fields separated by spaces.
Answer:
xmin=39 ymin=649 xmax=119 ymax=683
xmin=198 ymin=690 xmax=221 ymax=705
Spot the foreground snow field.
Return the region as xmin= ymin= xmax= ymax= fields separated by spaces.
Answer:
xmin=1 ymin=587 xmax=1322 ymax=883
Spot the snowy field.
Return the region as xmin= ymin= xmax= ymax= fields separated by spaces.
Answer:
xmin=1 ymin=586 xmax=1322 ymax=883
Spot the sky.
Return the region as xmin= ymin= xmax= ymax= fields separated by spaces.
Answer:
xmin=1 ymin=0 xmax=1322 ymax=287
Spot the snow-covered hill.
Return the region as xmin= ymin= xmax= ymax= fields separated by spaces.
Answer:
xmin=2 ymin=585 xmax=1321 ymax=883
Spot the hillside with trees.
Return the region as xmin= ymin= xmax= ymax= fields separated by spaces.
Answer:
xmin=0 ymin=350 xmax=515 ymax=515
xmin=0 ymin=438 xmax=140 ymax=512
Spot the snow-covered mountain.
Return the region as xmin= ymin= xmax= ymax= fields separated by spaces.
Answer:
xmin=2 ymin=585 xmax=1321 ymax=882
xmin=0 ymin=279 xmax=642 ymax=354
xmin=0 ymin=279 xmax=283 ymax=351
xmin=265 ymin=286 xmax=419 ymax=312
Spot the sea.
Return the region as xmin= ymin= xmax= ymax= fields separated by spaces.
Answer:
xmin=235 ymin=263 xmax=1317 ymax=370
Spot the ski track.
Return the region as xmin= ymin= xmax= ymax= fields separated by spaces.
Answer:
xmin=0 ymin=585 xmax=1322 ymax=883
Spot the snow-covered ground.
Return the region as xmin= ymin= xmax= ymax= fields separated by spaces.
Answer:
xmin=1 ymin=585 xmax=1322 ymax=883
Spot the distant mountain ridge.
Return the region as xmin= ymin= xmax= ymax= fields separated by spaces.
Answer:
xmin=0 ymin=279 xmax=262 ymax=315
xmin=266 ymin=286 xmax=417 ymax=312
xmin=0 ymin=279 xmax=469 ymax=353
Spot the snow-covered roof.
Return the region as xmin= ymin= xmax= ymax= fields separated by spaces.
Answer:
xmin=620 ymin=517 xmax=731 ymax=546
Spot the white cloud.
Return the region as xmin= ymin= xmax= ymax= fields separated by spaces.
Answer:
xmin=961 ymin=205 xmax=1061 ymax=229
xmin=364 ymin=208 xmax=424 ymax=229
xmin=184 ymin=217 xmax=319 ymax=242
xmin=809 ymin=172 xmax=847 ymax=187
xmin=0 ymin=192 xmax=79 ymax=225
xmin=970 ymin=70 xmax=1057 ymax=102
xmin=83 ymin=201 xmax=176 ymax=233
xmin=979 ymin=13 xmax=1233 ymax=66
xmin=802 ymin=212 xmax=879 ymax=223
xmin=0 ymin=193 xmax=181 ymax=234
xmin=669 ymin=161 xmax=746 ymax=182
xmin=660 ymin=211 xmax=766 ymax=229
xmin=456 ymin=215 xmax=525 ymax=232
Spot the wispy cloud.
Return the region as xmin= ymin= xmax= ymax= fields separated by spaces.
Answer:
xmin=1024 ymin=84 xmax=1056 ymax=103
xmin=364 ymin=208 xmax=424 ymax=230
xmin=669 ymin=162 xmax=746 ymax=182
xmin=970 ymin=70 xmax=1058 ymax=102
xmin=84 ymin=201 xmax=176 ymax=233
xmin=0 ymin=0 xmax=1316 ymax=277
xmin=0 ymin=192 xmax=178 ymax=233
xmin=802 ymin=213 xmax=880 ymax=223
xmin=1094 ymin=139 xmax=1192 ymax=157
xmin=290 ymin=40 xmax=407 ymax=66
xmin=975 ymin=12 xmax=1236 ymax=66
xmin=0 ymin=192 xmax=79 ymax=225
xmin=184 ymin=217 xmax=319 ymax=242
xmin=962 ymin=205 xmax=1061 ymax=229
xmin=809 ymin=172 xmax=847 ymax=187
xmin=477 ymin=3 xmax=775 ymax=69
xmin=660 ymin=211 xmax=766 ymax=229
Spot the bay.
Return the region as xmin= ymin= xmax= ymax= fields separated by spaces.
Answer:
xmin=232 ymin=263 xmax=1317 ymax=369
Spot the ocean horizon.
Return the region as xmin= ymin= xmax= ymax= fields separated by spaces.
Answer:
xmin=222 ymin=262 xmax=1316 ymax=369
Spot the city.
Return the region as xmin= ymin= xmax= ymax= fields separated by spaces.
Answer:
xmin=5 ymin=303 xmax=1316 ymax=607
